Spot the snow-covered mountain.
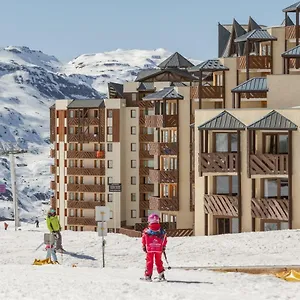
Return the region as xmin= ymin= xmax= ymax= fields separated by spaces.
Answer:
xmin=0 ymin=46 xmax=200 ymax=222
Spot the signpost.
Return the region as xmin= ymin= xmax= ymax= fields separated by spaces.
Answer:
xmin=95 ymin=206 xmax=109 ymax=268
xmin=109 ymin=183 xmax=122 ymax=233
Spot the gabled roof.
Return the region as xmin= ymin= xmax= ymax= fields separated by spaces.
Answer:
xmin=188 ymin=59 xmax=229 ymax=72
xmin=135 ymin=68 xmax=197 ymax=82
xmin=137 ymin=82 xmax=155 ymax=91
xmin=248 ymin=110 xmax=298 ymax=130
xmin=232 ymin=77 xmax=268 ymax=93
xmin=234 ymin=29 xmax=277 ymax=43
xmin=68 ymin=99 xmax=105 ymax=108
xmin=198 ymin=111 xmax=246 ymax=130
xmin=282 ymin=44 xmax=300 ymax=57
xmin=283 ymin=1 xmax=300 ymax=12
xmin=170 ymin=82 xmax=187 ymax=87
xmin=142 ymin=87 xmax=183 ymax=101
xmin=282 ymin=15 xmax=295 ymax=26
xmin=108 ymin=82 xmax=124 ymax=98
xmin=218 ymin=23 xmax=231 ymax=58
xmin=248 ymin=17 xmax=261 ymax=31
xmin=158 ymin=52 xmax=194 ymax=69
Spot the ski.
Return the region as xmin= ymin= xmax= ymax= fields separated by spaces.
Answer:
xmin=152 ymin=277 xmax=212 ymax=284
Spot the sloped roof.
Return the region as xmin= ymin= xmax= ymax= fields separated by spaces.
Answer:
xmin=283 ymin=1 xmax=300 ymax=12
xmin=235 ymin=29 xmax=277 ymax=43
xmin=282 ymin=15 xmax=295 ymax=26
xmin=248 ymin=110 xmax=298 ymax=130
xmin=137 ymin=82 xmax=155 ymax=91
xmin=189 ymin=59 xmax=229 ymax=72
xmin=198 ymin=111 xmax=246 ymax=130
xmin=282 ymin=44 xmax=300 ymax=57
xmin=158 ymin=52 xmax=194 ymax=69
xmin=248 ymin=17 xmax=261 ymax=31
xmin=135 ymin=69 xmax=161 ymax=81
xmin=68 ymin=99 xmax=105 ymax=108
xmin=108 ymin=82 xmax=124 ymax=98
xmin=170 ymin=82 xmax=187 ymax=87
xmin=142 ymin=87 xmax=183 ymax=101
xmin=232 ymin=77 xmax=268 ymax=93
xmin=218 ymin=23 xmax=231 ymax=58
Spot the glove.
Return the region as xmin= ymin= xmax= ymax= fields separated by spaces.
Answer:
xmin=143 ymin=246 xmax=147 ymax=253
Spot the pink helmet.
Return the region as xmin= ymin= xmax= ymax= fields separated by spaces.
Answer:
xmin=148 ymin=213 xmax=160 ymax=224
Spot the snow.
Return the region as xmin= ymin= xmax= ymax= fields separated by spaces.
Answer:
xmin=1 ymin=222 xmax=300 ymax=300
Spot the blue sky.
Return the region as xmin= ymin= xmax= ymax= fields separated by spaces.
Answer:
xmin=0 ymin=0 xmax=295 ymax=62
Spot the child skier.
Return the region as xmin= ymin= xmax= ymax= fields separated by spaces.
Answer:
xmin=44 ymin=233 xmax=58 ymax=263
xmin=142 ymin=213 xmax=167 ymax=281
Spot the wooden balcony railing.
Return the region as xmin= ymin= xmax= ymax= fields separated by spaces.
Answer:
xmin=139 ymin=200 xmax=150 ymax=210
xmin=139 ymin=101 xmax=155 ymax=108
xmin=285 ymin=25 xmax=300 ymax=40
xmin=67 ymin=184 xmax=105 ymax=193
xmin=139 ymin=167 xmax=151 ymax=176
xmin=50 ymin=181 xmax=56 ymax=190
xmin=50 ymin=165 xmax=56 ymax=175
xmin=67 ymin=217 xmax=97 ymax=226
xmin=67 ymin=167 xmax=105 ymax=176
xmin=67 ymin=117 xmax=100 ymax=126
xmin=67 ymin=151 xmax=105 ymax=159
xmin=251 ymin=198 xmax=288 ymax=221
xmin=139 ymin=184 xmax=154 ymax=193
xmin=149 ymin=196 xmax=179 ymax=211
xmin=145 ymin=115 xmax=178 ymax=128
xmin=139 ymin=133 xmax=154 ymax=142
xmin=199 ymin=153 xmax=238 ymax=173
xmin=190 ymin=86 xmax=224 ymax=99
xmin=149 ymin=169 xmax=178 ymax=183
xmin=139 ymin=149 xmax=153 ymax=158
xmin=67 ymin=133 xmax=105 ymax=143
xmin=50 ymin=149 xmax=55 ymax=158
xmin=148 ymin=142 xmax=177 ymax=156
xmin=250 ymin=154 xmax=288 ymax=175
xmin=204 ymin=194 xmax=238 ymax=217
xmin=67 ymin=200 xmax=105 ymax=209
xmin=238 ymin=55 xmax=272 ymax=70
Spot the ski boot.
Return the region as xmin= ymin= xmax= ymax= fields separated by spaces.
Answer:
xmin=158 ymin=272 xmax=166 ymax=281
xmin=144 ymin=275 xmax=152 ymax=281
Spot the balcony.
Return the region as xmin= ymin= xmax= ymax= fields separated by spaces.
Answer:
xmin=149 ymin=169 xmax=178 ymax=183
xmin=67 ymin=150 xmax=105 ymax=159
xmin=50 ymin=181 xmax=56 ymax=190
xmin=145 ymin=115 xmax=178 ymax=128
xmin=237 ymin=56 xmax=271 ymax=70
xmin=67 ymin=133 xmax=105 ymax=143
xmin=204 ymin=194 xmax=238 ymax=217
xmin=139 ymin=167 xmax=151 ymax=176
xmin=139 ymin=101 xmax=155 ymax=109
xmin=67 ymin=167 xmax=105 ymax=176
xmin=139 ymin=184 xmax=154 ymax=193
xmin=148 ymin=142 xmax=177 ymax=156
xmin=67 ymin=184 xmax=105 ymax=193
xmin=250 ymin=154 xmax=288 ymax=176
xmin=67 ymin=200 xmax=105 ymax=209
xmin=199 ymin=153 xmax=238 ymax=173
xmin=251 ymin=198 xmax=288 ymax=221
xmin=50 ymin=149 xmax=55 ymax=158
xmin=50 ymin=165 xmax=56 ymax=175
xmin=190 ymin=86 xmax=224 ymax=99
xmin=285 ymin=25 xmax=300 ymax=40
xmin=67 ymin=217 xmax=97 ymax=226
xmin=67 ymin=117 xmax=100 ymax=126
xmin=139 ymin=199 xmax=150 ymax=210
xmin=149 ymin=196 xmax=179 ymax=211
xmin=139 ymin=133 xmax=154 ymax=142
xmin=139 ymin=149 xmax=153 ymax=159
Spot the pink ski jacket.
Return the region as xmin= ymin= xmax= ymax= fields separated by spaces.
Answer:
xmin=142 ymin=226 xmax=167 ymax=253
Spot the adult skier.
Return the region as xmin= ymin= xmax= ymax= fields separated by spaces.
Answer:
xmin=46 ymin=208 xmax=64 ymax=252
xmin=142 ymin=213 xmax=167 ymax=281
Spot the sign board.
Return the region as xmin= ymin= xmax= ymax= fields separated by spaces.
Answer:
xmin=97 ymin=222 xmax=108 ymax=237
xmin=17 ymin=164 xmax=27 ymax=167
xmin=109 ymin=183 xmax=122 ymax=192
xmin=95 ymin=206 xmax=110 ymax=222
xmin=0 ymin=184 xmax=6 ymax=193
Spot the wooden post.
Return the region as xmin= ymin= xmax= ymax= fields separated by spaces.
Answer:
xmin=204 ymin=176 xmax=208 ymax=236
xmin=297 ymin=9 xmax=299 ymax=47
xmin=199 ymin=130 xmax=203 ymax=177
xmin=198 ymin=71 xmax=202 ymax=109
xmin=251 ymin=179 xmax=256 ymax=232
xmin=247 ymin=130 xmax=251 ymax=178
xmin=238 ymin=93 xmax=241 ymax=108
xmin=237 ymin=130 xmax=242 ymax=233
xmin=285 ymin=12 xmax=288 ymax=52
xmin=287 ymin=58 xmax=290 ymax=74
xmin=222 ymin=70 xmax=226 ymax=108
xmin=270 ymin=41 xmax=274 ymax=74
xmin=288 ymin=131 xmax=293 ymax=229
xmin=232 ymin=93 xmax=235 ymax=108
xmin=246 ymin=40 xmax=250 ymax=80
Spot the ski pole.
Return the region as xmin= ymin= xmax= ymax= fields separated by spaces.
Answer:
xmin=34 ymin=242 xmax=44 ymax=252
xmin=163 ymin=251 xmax=171 ymax=270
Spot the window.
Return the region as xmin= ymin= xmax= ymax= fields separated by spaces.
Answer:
xmin=215 ymin=176 xmax=238 ymax=196
xmin=108 ymin=110 xmax=113 ymax=118
xmin=264 ymin=134 xmax=288 ymax=154
xmin=69 ymin=127 xmax=75 ymax=134
xmin=69 ymin=110 xmax=74 ymax=118
xmin=131 ymin=176 xmax=136 ymax=185
xmin=131 ymin=210 xmax=137 ymax=218
xmin=131 ymin=126 xmax=136 ymax=135
xmin=108 ymin=160 xmax=113 ymax=169
xmin=94 ymin=110 xmax=98 ymax=118
xmin=107 ymin=127 xmax=113 ymax=135
xmin=131 ymin=143 xmax=136 ymax=152
xmin=263 ymin=178 xmax=288 ymax=199
xmin=131 ymin=110 xmax=136 ymax=118
xmin=214 ymin=133 xmax=237 ymax=152
xmin=131 ymin=160 xmax=136 ymax=168
xmin=132 ymin=93 xmax=137 ymax=101
xmin=131 ymin=193 xmax=136 ymax=202
xmin=107 ymin=143 xmax=113 ymax=152
xmin=107 ymin=177 xmax=113 ymax=184
xmin=108 ymin=194 xmax=113 ymax=202
xmin=109 ymin=211 xmax=113 ymax=219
